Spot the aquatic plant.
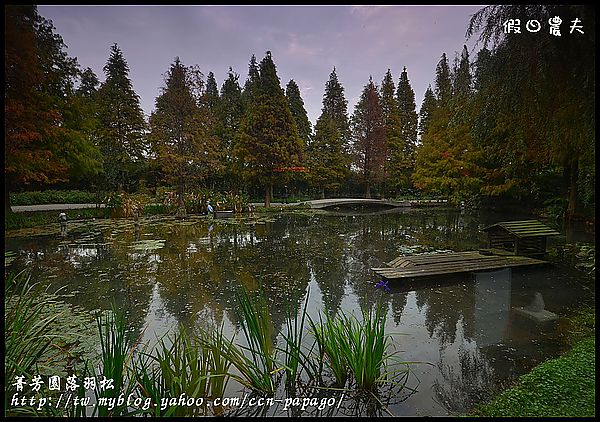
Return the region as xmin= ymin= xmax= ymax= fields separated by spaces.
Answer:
xmin=279 ymin=291 xmax=318 ymax=391
xmin=4 ymin=269 xmax=64 ymax=416
xmin=92 ymin=306 xmax=137 ymax=417
xmin=224 ymin=286 xmax=281 ymax=395
xmin=310 ymin=303 xmax=410 ymax=393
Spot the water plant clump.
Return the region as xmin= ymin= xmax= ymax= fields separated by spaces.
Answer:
xmin=5 ymin=268 xmax=418 ymax=417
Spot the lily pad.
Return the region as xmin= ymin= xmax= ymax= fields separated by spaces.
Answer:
xmin=5 ymin=251 xmax=16 ymax=265
xmin=129 ymin=239 xmax=166 ymax=251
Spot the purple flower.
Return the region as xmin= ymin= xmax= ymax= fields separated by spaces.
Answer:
xmin=375 ymin=279 xmax=391 ymax=293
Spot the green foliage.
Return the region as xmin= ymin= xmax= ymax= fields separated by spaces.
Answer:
xmin=92 ymin=306 xmax=137 ymax=417
xmin=215 ymin=67 xmax=245 ymax=190
xmin=95 ymin=43 xmax=147 ymax=192
xmin=418 ymin=85 xmax=436 ymax=137
xmin=10 ymin=190 xmax=100 ymax=205
xmin=5 ymin=269 xmax=99 ymax=417
xmin=103 ymin=191 xmax=147 ymax=218
xmin=5 ymin=5 xmax=102 ymax=201
xmin=393 ymin=67 xmax=418 ymax=192
xmin=351 ymin=77 xmax=387 ymax=198
xmin=307 ymin=68 xmax=352 ymax=198
xmin=5 ymin=208 xmax=109 ymax=230
xmin=286 ymin=79 xmax=313 ymax=146
xmin=465 ymin=5 xmax=595 ymax=216
xmin=543 ymin=197 xmax=568 ymax=224
xmin=471 ymin=336 xmax=595 ymax=417
xmin=148 ymin=58 xmax=222 ymax=200
xmin=236 ymin=51 xmax=303 ymax=206
xmin=307 ymin=116 xmax=350 ymax=197
xmin=309 ymin=303 xmax=408 ymax=392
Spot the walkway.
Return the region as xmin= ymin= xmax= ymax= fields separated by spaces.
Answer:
xmin=305 ymin=198 xmax=406 ymax=209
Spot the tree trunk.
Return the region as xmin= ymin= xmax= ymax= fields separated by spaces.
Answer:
xmin=566 ymin=159 xmax=579 ymax=220
xmin=264 ymin=184 xmax=271 ymax=207
xmin=5 ymin=180 xmax=12 ymax=214
xmin=320 ymin=187 xmax=325 ymax=199
xmin=365 ymin=182 xmax=371 ymax=199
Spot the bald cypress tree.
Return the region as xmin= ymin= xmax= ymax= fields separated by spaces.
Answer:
xmin=308 ymin=67 xmax=351 ymax=197
xmin=149 ymin=58 xmax=220 ymax=205
xmin=395 ymin=67 xmax=418 ymax=192
xmin=435 ymin=53 xmax=453 ymax=109
xmin=285 ymin=79 xmax=312 ymax=147
xmin=418 ymin=85 xmax=437 ymax=138
xmin=241 ymin=54 xmax=259 ymax=108
xmin=204 ymin=71 xmax=220 ymax=112
xmin=236 ymin=51 xmax=303 ymax=206
xmin=96 ymin=43 xmax=147 ymax=192
xmin=380 ymin=69 xmax=401 ymax=195
xmin=217 ymin=67 xmax=244 ymax=190
xmin=351 ymin=77 xmax=386 ymax=198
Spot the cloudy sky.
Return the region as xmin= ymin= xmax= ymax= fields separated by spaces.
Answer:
xmin=38 ymin=5 xmax=485 ymax=126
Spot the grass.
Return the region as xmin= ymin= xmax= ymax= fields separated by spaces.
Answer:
xmin=470 ymin=336 xmax=595 ymax=417
xmin=310 ymin=303 xmax=409 ymax=393
xmin=470 ymin=307 xmax=595 ymax=417
xmin=224 ymin=286 xmax=281 ymax=395
xmin=92 ymin=305 xmax=137 ymax=417
xmin=4 ymin=269 xmax=65 ymax=417
xmin=5 ymin=208 xmax=110 ymax=230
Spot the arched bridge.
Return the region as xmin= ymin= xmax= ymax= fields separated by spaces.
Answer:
xmin=306 ymin=198 xmax=411 ymax=209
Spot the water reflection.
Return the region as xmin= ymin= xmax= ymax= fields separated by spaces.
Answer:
xmin=4 ymin=208 xmax=594 ymax=416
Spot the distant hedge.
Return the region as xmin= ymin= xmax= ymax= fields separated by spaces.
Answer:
xmin=10 ymin=190 xmax=102 ymax=206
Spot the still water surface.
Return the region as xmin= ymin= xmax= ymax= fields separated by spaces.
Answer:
xmin=5 ymin=207 xmax=595 ymax=416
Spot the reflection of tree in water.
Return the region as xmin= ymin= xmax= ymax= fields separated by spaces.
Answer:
xmin=151 ymin=215 xmax=313 ymax=339
xmin=415 ymin=281 xmax=475 ymax=347
xmin=433 ymin=342 xmax=496 ymax=414
xmin=307 ymin=215 xmax=351 ymax=316
xmin=391 ymin=292 xmax=408 ymax=324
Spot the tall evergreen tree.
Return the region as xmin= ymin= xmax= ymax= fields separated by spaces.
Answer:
xmin=5 ymin=5 xmax=101 ymax=211
xmin=380 ymin=69 xmax=401 ymax=194
xmin=351 ymin=77 xmax=386 ymax=198
xmin=96 ymin=43 xmax=147 ymax=192
xmin=418 ymin=85 xmax=437 ymax=138
xmin=308 ymin=67 xmax=352 ymax=197
xmin=321 ymin=67 xmax=352 ymax=149
xmin=204 ymin=71 xmax=220 ymax=112
xmin=452 ymin=45 xmax=472 ymax=102
xmin=148 ymin=58 xmax=221 ymax=206
xmin=241 ymin=54 xmax=259 ymax=107
xmin=466 ymin=5 xmax=595 ymax=217
xmin=216 ymin=67 xmax=244 ymax=190
xmin=236 ymin=51 xmax=303 ymax=206
xmin=396 ymin=66 xmax=418 ymax=191
xmin=434 ymin=53 xmax=453 ymax=108
xmin=285 ymin=79 xmax=312 ymax=148
xmin=413 ymin=48 xmax=481 ymax=202
xmin=78 ymin=67 xmax=100 ymax=97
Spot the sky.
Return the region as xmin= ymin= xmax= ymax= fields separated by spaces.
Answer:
xmin=38 ymin=5 xmax=485 ymax=126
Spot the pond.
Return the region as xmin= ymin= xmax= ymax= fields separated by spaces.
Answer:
xmin=4 ymin=207 xmax=595 ymax=416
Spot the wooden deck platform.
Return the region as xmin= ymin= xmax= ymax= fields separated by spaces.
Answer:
xmin=372 ymin=251 xmax=548 ymax=280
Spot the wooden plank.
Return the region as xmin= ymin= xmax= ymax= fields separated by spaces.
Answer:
xmin=387 ymin=258 xmax=539 ymax=274
xmin=371 ymin=251 xmax=547 ymax=279
xmin=373 ymin=257 xmax=545 ymax=279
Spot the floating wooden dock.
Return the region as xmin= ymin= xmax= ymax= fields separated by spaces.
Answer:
xmin=372 ymin=251 xmax=548 ymax=280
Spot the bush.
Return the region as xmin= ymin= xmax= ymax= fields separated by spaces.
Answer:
xmin=10 ymin=190 xmax=100 ymax=206
xmin=5 ymin=208 xmax=109 ymax=230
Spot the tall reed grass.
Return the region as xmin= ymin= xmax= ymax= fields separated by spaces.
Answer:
xmin=5 ymin=269 xmax=65 ymax=417
xmin=5 ymin=270 xmax=416 ymax=417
